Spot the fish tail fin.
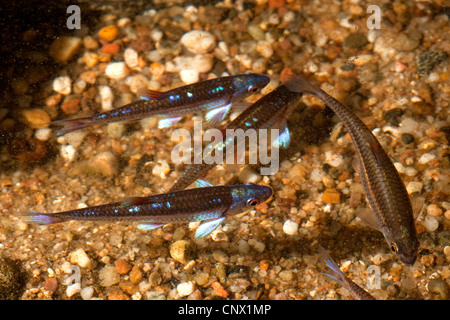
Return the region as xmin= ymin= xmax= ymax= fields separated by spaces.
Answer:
xmin=317 ymin=244 xmax=346 ymax=285
xmin=23 ymin=211 xmax=63 ymax=224
xmin=51 ymin=119 xmax=91 ymax=136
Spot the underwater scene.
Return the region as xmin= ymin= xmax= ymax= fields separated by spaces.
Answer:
xmin=0 ymin=0 xmax=449 ymax=301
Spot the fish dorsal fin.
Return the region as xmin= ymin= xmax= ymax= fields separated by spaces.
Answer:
xmin=205 ymin=103 xmax=232 ymax=126
xmin=122 ymin=196 xmax=151 ymax=207
xmin=139 ymin=89 xmax=167 ymax=100
xmin=195 ymin=217 xmax=226 ymax=238
xmin=355 ymin=207 xmax=382 ymax=231
xmin=411 ymin=194 xmax=425 ymax=220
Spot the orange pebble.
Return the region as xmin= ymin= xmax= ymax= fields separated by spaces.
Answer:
xmin=98 ymin=25 xmax=119 ymax=42
xmin=211 ymin=281 xmax=228 ymax=298
xmin=269 ymin=0 xmax=285 ymax=9
xmin=101 ymin=42 xmax=120 ymax=54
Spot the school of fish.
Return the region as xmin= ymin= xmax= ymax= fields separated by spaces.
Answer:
xmin=27 ymin=72 xmax=423 ymax=300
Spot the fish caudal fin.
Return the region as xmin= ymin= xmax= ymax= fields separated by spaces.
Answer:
xmin=23 ymin=211 xmax=63 ymax=224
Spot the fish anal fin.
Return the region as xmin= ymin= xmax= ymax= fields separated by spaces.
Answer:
xmin=195 ymin=217 xmax=226 ymax=238
xmin=205 ymin=103 xmax=232 ymax=126
xmin=137 ymin=223 xmax=164 ymax=231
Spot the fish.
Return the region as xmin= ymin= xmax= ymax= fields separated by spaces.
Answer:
xmin=318 ymin=245 xmax=376 ymax=300
xmin=52 ymin=73 xmax=270 ymax=136
xmin=24 ymin=182 xmax=273 ymax=239
xmin=285 ymin=74 xmax=423 ymax=266
xmin=169 ymin=78 xmax=303 ymax=192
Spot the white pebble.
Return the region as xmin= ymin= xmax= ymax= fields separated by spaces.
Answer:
xmin=99 ymin=85 xmax=114 ymax=111
xmin=256 ymin=41 xmax=273 ymax=59
xmin=60 ymin=144 xmax=76 ymax=162
xmin=35 ymin=128 xmax=52 ymax=141
xmin=152 ymin=160 xmax=171 ymax=178
xmin=53 ymin=76 xmax=72 ymax=95
xmin=325 ymin=151 xmax=344 ymax=167
xmin=124 ymin=48 xmax=139 ymax=69
xmin=404 ymin=166 xmax=418 ymax=177
xmin=63 ymin=130 xmax=88 ymax=148
xmin=174 ymin=55 xmax=214 ymax=74
xmin=105 ymin=62 xmax=130 ymax=80
xmin=99 ymin=265 xmax=120 ymax=287
xmin=125 ymin=74 xmax=149 ymax=94
xmin=150 ymin=29 xmax=163 ymax=42
xmin=69 ymin=248 xmax=91 ymax=268
xmin=179 ymin=69 xmax=199 ymax=84
xmin=177 ymin=281 xmax=195 ymax=297
xmin=107 ymin=122 xmax=125 ymax=139
xmin=394 ymin=162 xmax=406 ymax=173
xmin=283 ymin=219 xmax=299 ymax=235
xmin=400 ymin=118 xmax=419 ymax=133
xmin=66 ymin=282 xmax=81 ymax=297
xmin=406 ymin=181 xmax=423 ymax=194
xmin=310 ymin=168 xmax=324 ymax=182
xmin=418 ymin=153 xmax=436 ymax=164
xmin=423 ymin=215 xmax=439 ymax=232
xmin=81 ymin=286 xmax=94 ymax=300
xmin=180 ymin=30 xmax=216 ymax=54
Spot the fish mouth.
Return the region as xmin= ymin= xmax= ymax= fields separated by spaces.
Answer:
xmin=399 ymin=253 xmax=417 ymax=266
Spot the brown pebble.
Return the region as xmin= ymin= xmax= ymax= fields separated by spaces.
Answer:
xmin=115 ymin=258 xmax=132 ymax=275
xmin=49 ymin=36 xmax=82 ymax=62
xmin=269 ymin=0 xmax=285 ymax=9
xmin=61 ymin=98 xmax=81 ymax=115
xmin=44 ymin=277 xmax=58 ymax=292
xmin=20 ymin=109 xmax=51 ymax=129
xmin=322 ymin=189 xmax=341 ymax=204
xmin=108 ymin=290 xmax=130 ymax=300
xmin=187 ymin=289 xmax=202 ymax=300
xmin=119 ymin=280 xmax=138 ymax=295
xmin=129 ymin=265 xmax=143 ymax=284
xmin=101 ymin=43 xmax=120 ymax=54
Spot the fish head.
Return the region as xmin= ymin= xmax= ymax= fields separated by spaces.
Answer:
xmin=227 ymin=183 xmax=273 ymax=216
xmin=229 ymin=74 xmax=270 ymax=102
xmin=387 ymin=229 xmax=419 ymax=266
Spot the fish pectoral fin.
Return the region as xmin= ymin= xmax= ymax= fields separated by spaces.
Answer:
xmin=411 ymin=194 xmax=425 ymax=220
xmin=272 ymin=121 xmax=290 ymax=149
xmin=137 ymin=223 xmax=164 ymax=231
xmin=158 ymin=116 xmax=183 ymax=128
xmin=194 ymin=179 xmax=213 ymax=188
xmin=355 ymin=207 xmax=382 ymax=231
xmin=205 ymin=103 xmax=232 ymax=126
xmin=195 ymin=217 xmax=226 ymax=239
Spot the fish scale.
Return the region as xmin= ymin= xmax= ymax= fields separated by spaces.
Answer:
xmin=285 ymin=75 xmax=419 ymax=266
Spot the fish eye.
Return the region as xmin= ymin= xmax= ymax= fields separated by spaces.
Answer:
xmin=248 ymin=86 xmax=259 ymax=93
xmin=391 ymin=243 xmax=399 ymax=253
xmin=247 ymin=199 xmax=259 ymax=206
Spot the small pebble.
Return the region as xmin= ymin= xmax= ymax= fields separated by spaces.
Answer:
xmin=66 ymin=282 xmax=81 ymax=298
xmin=418 ymin=153 xmax=436 ymax=164
xmin=179 ymin=69 xmax=199 ymax=84
xmin=278 ymin=270 xmax=293 ymax=281
xmin=99 ymin=85 xmax=114 ymax=111
xmin=69 ymin=248 xmax=91 ymax=268
xmin=61 ymin=98 xmax=81 ymax=115
xmin=115 ymin=258 xmax=132 ymax=275
xmin=49 ymin=37 xmax=82 ymax=62
xmin=344 ymin=33 xmax=368 ymax=49
xmin=20 ymin=108 xmax=50 ymax=130
xmin=322 ymin=189 xmax=341 ymax=204
xmin=60 ymin=144 xmax=77 ymax=162
xmin=53 ymin=76 xmax=72 ymax=95
xmin=406 ymin=181 xmax=423 ymax=194
xmin=180 ymin=30 xmax=216 ymax=54
xmin=98 ymin=25 xmax=119 ymax=42
xmin=423 ymin=215 xmax=439 ymax=232
xmin=105 ymin=62 xmax=130 ymax=80
xmin=88 ymin=151 xmax=119 ymax=177
xmin=427 ymin=204 xmax=443 ymax=217
xmin=177 ymin=281 xmax=195 ymax=297
xmin=170 ymin=240 xmax=196 ymax=264
xmin=282 ymin=219 xmax=298 ymax=236
xmin=44 ymin=277 xmax=58 ymax=292
xmin=427 ymin=278 xmax=449 ymax=300
xmin=325 ymin=151 xmax=344 ymax=167
xmin=99 ymin=265 xmax=121 ymax=287
xmin=81 ymin=286 xmax=94 ymax=300
xmin=416 ymin=51 xmax=447 ymax=76
xmin=401 ymin=133 xmax=415 ymax=144
xmin=124 ymin=48 xmax=139 ymax=69
xmin=392 ymin=31 xmax=421 ymax=52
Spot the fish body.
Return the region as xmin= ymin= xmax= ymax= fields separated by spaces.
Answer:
xmin=53 ymin=74 xmax=270 ymax=136
xmin=169 ymin=80 xmax=303 ymax=192
xmin=318 ymin=245 xmax=376 ymax=300
xmin=286 ymin=75 xmax=419 ymax=266
xmin=25 ymin=183 xmax=273 ymax=238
